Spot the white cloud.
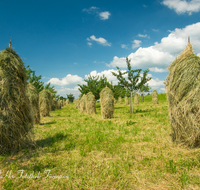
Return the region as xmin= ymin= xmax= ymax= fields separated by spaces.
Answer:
xmin=56 ymin=86 xmax=81 ymax=99
xmin=99 ymin=11 xmax=111 ymax=20
xmin=149 ymin=67 xmax=168 ymax=72
xmin=197 ymin=53 xmax=200 ymax=56
xmin=162 ymin=0 xmax=200 ymax=15
xmin=47 ymin=74 xmax=84 ymax=86
xmin=138 ymin=34 xmax=147 ymax=38
xmin=87 ymin=42 xmax=92 ymax=46
xmin=121 ymin=44 xmax=128 ymax=49
xmin=107 ymin=22 xmax=200 ymax=70
xmin=132 ymin=40 xmax=142 ymax=49
xmin=82 ymin=6 xmax=99 ymax=13
xmin=88 ymin=35 xmax=111 ymax=46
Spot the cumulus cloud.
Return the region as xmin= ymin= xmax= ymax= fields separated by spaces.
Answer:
xmin=162 ymin=0 xmax=200 ymax=15
xmin=87 ymin=35 xmax=111 ymax=46
xmin=107 ymin=22 xmax=200 ymax=69
xmin=99 ymin=11 xmax=111 ymax=20
xmin=132 ymin=40 xmax=142 ymax=49
xmin=138 ymin=34 xmax=149 ymax=38
xmin=82 ymin=6 xmax=99 ymax=13
xmin=149 ymin=67 xmax=168 ymax=72
xmin=56 ymin=86 xmax=81 ymax=99
xmin=121 ymin=44 xmax=128 ymax=49
xmin=47 ymin=74 xmax=84 ymax=86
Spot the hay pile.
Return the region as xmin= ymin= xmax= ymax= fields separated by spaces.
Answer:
xmin=27 ymin=83 xmax=40 ymax=124
xmin=134 ymin=92 xmax=139 ymax=105
xmin=86 ymin=92 xmax=96 ymax=114
xmin=114 ymin=99 xmax=117 ymax=104
xmin=125 ymin=96 xmax=129 ymax=105
xmin=152 ymin=90 xmax=159 ymax=104
xmin=39 ymin=89 xmax=51 ymax=117
xmin=100 ymin=86 xmax=114 ymax=119
xmin=118 ymin=96 xmax=122 ymax=104
xmin=165 ymin=40 xmax=200 ymax=147
xmin=80 ymin=94 xmax=87 ymax=113
xmin=51 ymin=98 xmax=58 ymax=111
xmin=57 ymin=100 xmax=61 ymax=109
xmin=0 ymin=48 xmax=34 ymax=154
xmin=66 ymin=99 xmax=69 ymax=105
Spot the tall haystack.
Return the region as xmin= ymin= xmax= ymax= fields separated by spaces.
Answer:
xmin=51 ymin=98 xmax=58 ymax=111
xmin=66 ymin=99 xmax=69 ymax=105
xmin=27 ymin=83 xmax=40 ymax=124
xmin=0 ymin=48 xmax=34 ymax=154
xmin=118 ymin=96 xmax=122 ymax=104
xmin=86 ymin=92 xmax=96 ymax=114
xmin=134 ymin=92 xmax=139 ymax=105
xmin=39 ymin=89 xmax=51 ymax=117
xmin=125 ymin=96 xmax=129 ymax=105
xmin=57 ymin=99 xmax=61 ymax=109
xmin=76 ymin=97 xmax=81 ymax=109
xmin=152 ymin=90 xmax=159 ymax=104
xmin=165 ymin=38 xmax=200 ymax=147
xmin=80 ymin=94 xmax=87 ymax=113
xmin=100 ymin=86 xmax=114 ymax=119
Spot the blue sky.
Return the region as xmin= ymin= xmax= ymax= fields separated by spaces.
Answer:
xmin=1 ymin=0 xmax=200 ymax=98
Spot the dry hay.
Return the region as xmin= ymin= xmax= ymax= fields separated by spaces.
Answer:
xmin=134 ymin=92 xmax=139 ymax=105
xmin=165 ymin=40 xmax=200 ymax=147
xmin=76 ymin=98 xmax=81 ymax=109
xmin=0 ymin=48 xmax=34 ymax=154
xmin=86 ymin=92 xmax=96 ymax=114
xmin=118 ymin=96 xmax=122 ymax=104
xmin=39 ymin=89 xmax=51 ymax=117
xmin=152 ymin=89 xmax=159 ymax=104
xmin=100 ymin=86 xmax=114 ymax=119
xmin=66 ymin=99 xmax=69 ymax=105
xmin=27 ymin=83 xmax=40 ymax=124
xmin=57 ymin=100 xmax=62 ymax=109
xmin=51 ymin=98 xmax=58 ymax=111
xmin=114 ymin=99 xmax=117 ymax=104
xmin=125 ymin=96 xmax=129 ymax=105
xmin=80 ymin=94 xmax=87 ymax=113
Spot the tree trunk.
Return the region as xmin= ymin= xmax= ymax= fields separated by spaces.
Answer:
xmin=130 ymin=91 xmax=133 ymax=113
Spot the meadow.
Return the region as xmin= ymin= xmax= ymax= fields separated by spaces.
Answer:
xmin=0 ymin=93 xmax=200 ymax=190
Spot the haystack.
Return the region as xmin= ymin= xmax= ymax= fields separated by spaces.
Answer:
xmin=0 ymin=48 xmax=34 ymax=154
xmin=51 ymin=98 xmax=58 ymax=111
xmin=114 ymin=99 xmax=117 ymax=104
xmin=100 ymin=87 xmax=114 ymax=119
xmin=165 ymin=38 xmax=200 ymax=147
xmin=86 ymin=92 xmax=96 ymax=114
xmin=152 ymin=90 xmax=159 ymax=104
xmin=39 ymin=89 xmax=51 ymax=117
xmin=125 ymin=96 xmax=129 ymax=105
xmin=66 ymin=99 xmax=69 ymax=105
xmin=80 ymin=94 xmax=87 ymax=113
xmin=118 ymin=96 xmax=122 ymax=104
xmin=58 ymin=99 xmax=62 ymax=109
xmin=134 ymin=92 xmax=139 ymax=105
xmin=27 ymin=83 xmax=40 ymax=124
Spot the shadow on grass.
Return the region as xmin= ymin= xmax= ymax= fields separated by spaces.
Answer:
xmin=36 ymin=132 xmax=71 ymax=148
xmin=39 ymin=121 xmax=57 ymax=125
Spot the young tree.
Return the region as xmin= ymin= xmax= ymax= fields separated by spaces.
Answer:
xmin=111 ymin=57 xmax=152 ymax=113
xmin=139 ymin=83 xmax=151 ymax=102
xmin=66 ymin=93 xmax=75 ymax=102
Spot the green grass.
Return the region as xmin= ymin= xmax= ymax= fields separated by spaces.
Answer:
xmin=0 ymin=95 xmax=200 ymax=189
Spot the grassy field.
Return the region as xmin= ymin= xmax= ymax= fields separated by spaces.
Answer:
xmin=1 ymin=94 xmax=200 ymax=189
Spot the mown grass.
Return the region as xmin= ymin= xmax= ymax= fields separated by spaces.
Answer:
xmin=0 ymin=94 xmax=200 ymax=189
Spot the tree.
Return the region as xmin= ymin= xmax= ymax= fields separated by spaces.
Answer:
xmin=78 ymin=74 xmax=113 ymax=100
xmin=139 ymin=83 xmax=151 ymax=102
xmin=66 ymin=93 xmax=75 ymax=103
xmin=111 ymin=57 xmax=152 ymax=113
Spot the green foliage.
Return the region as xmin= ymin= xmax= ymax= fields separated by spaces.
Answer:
xmin=66 ymin=93 xmax=75 ymax=102
xmin=78 ymin=74 xmax=113 ymax=100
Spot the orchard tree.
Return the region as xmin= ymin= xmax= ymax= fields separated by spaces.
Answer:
xmin=111 ymin=57 xmax=152 ymax=113
xmin=66 ymin=93 xmax=75 ymax=103
xmin=139 ymin=83 xmax=151 ymax=102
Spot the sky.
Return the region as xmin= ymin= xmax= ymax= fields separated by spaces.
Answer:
xmin=1 ymin=0 xmax=200 ymax=98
